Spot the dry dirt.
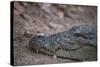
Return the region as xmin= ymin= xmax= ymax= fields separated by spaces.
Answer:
xmin=12 ymin=1 xmax=97 ymax=66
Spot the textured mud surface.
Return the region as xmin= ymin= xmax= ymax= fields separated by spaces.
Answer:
xmin=12 ymin=1 xmax=97 ymax=66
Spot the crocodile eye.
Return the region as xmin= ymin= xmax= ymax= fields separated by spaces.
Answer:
xmin=37 ymin=35 xmax=41 ymax=37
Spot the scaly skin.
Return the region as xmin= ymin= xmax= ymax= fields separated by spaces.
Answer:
xmin=29 ymin=25 xmax=97 ymax=61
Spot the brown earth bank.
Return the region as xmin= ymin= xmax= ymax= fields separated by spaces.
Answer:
xmin=12 ymin=1 xmax=97 ymax=66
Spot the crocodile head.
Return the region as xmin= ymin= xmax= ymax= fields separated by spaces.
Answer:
xmin=29 ymin=35 xmax=47 ymax=53
xmin=29 ymin=35 xmax=57 ymax=55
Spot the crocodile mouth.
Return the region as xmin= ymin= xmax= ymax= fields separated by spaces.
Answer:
xmin=42 ymin=47 xmax=54 ymax=53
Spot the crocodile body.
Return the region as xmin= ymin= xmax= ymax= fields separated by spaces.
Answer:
xmin=29 ymin=25 xmax=97 ymax=61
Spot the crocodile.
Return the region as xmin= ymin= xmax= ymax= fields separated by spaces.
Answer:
xmin=29 ymin=25 xmax=97 ymax=61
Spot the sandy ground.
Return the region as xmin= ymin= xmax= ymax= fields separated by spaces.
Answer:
xmin=12 ymin=1 xmax=97 ymax=66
